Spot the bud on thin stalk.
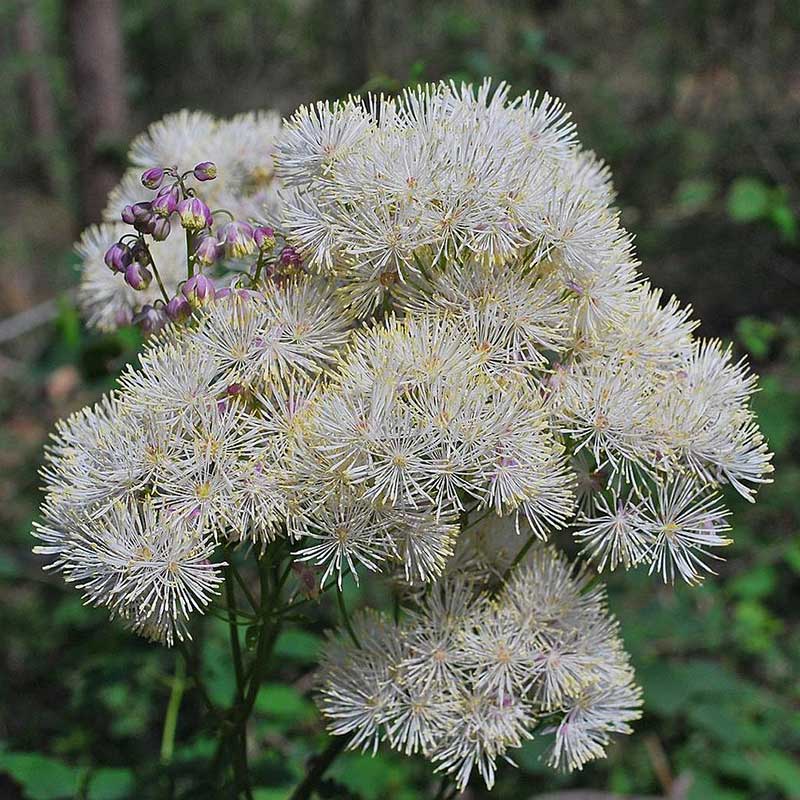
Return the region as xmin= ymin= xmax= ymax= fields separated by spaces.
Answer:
xmin=193 ymin=161 xmax=217 ymax=182
xmin=141 ymin=167 xmax=165 ymax=190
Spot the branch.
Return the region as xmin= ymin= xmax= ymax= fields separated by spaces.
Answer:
xmin=288 ymin=735 xmax=350 ymax=800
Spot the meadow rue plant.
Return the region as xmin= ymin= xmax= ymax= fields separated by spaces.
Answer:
xmin=34 ymin=80 xmax=773 ymax=796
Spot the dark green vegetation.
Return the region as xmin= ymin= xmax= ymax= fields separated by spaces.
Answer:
xmin=1 ymin=1 xmax=798 ymax=798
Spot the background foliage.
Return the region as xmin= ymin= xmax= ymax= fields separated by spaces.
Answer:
xmin=1 ymin=1 xmax=798 ymax=798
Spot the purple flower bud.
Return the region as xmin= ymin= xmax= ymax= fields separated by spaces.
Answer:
xmin=132 ymin=201 xmax=153 ymax=220
xmin=193 ymin=233 xmax=221 ymax=266
xmin=124 ymin=262 xmax=153 ymax=290
xmin=253 ymin=225 xmax=276 ymax=252
xmin=193 ymin=161 xmax=217 ymax=182
xmin=279 ymin=245 xmax=302 ymax=268
xmin=166 ymin=294 xmax=192 ymax=322
xmin=131 ymin=202 xmax=156 ymax=234
xmin=104 ymin=242 xmax=132 ymax=273
xmin=141 ymin=167 xmax=165 ymax=190
xmin=219 ymin=221 xmax=256 ymax=259
xmin=130 ymin=239 xmax=151 ymax=266
xmin=121 ymin=204 xmax=136 ymax=224
xmin=182 ymin=273 xmax=215 ymax=306
xmin=177 ymin=196 xmax=213 ymax=231
xmin=227 ymin=383 xmax=243 ymax=396
xmin=151 ymin=217 xmax=171 ymax=241
xmin=134 ymin=304 xmax=167 ymax=333
xmin=152 ymin=185 xmax=179 ymax=217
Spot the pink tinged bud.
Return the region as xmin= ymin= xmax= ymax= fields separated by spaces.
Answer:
xmin=215 ymin=286 xmax=263 ymax=302
xmin=182 ymin=273 xmax=215 ymax=306
xmin=151 ymin=217 xmax=171 ymax=241
xmin=279 ymin=245 xmax=302 ymax=267
xmin=133 ymin=304 xmax=166 ymax=333
xmin=220 ymin=221 xmax=256 ymax=259
xmin=121 ymin=205 xmax=136 ymax=224
xmin=253 ymin=225 xmax=276 ymax=252
xmin=193 ymin=161 xmax=217 ymax=182
xmin=152 ymin=185 xmax=179 ymax=217
xmin=227 ymin=383 xmax=243 ymax=396
xmin=141 ymin=167 xmax=165 ymax=190
xmin=104 ymin=242 xmax=132 ymax=273
xmin=178 ymin=197 xmax=212 ymax=231
xmin=124 ymin=262 xmax=153 ymax=290
xmin=236 ymin=288 xmax=264 ymax=301
xmin=193 ymin=233 xmax=221 ymax=266
xmin=165 ymin=294 xmax=191 ymax=322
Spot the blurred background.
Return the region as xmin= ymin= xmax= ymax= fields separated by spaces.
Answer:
xmin=1 ymin=1 xmax=799 ymax=798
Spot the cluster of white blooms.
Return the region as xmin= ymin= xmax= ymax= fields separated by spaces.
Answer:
xmin=319 ymin=548 xmax=641 ymax=787
xmin=277 ymin=81 xmax=772 ymax=585
xmin=78 ymin=110 xmax=283 ymax=330
xmin=36 ymin=80 xmax=772 ymax=790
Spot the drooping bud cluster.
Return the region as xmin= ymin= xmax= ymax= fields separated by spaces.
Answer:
xmin=78 ymin=110 xmax=286 ymax=331
xmin=91 ymin=153 xmax=299 ymax=333
xmin=38 ymin=81 xmax=772 ymax=791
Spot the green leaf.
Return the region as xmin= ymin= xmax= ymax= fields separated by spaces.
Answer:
xmin=729 ymin=564 xmax=777 ymax=600
xmin=688 ymin=770 xmax=748 ymax=800
xmin=770 ymin=201 xmax=798 ymax=243
xmin=253 ymin=789 xmax=292 ymax=800
xmin=751 ymin=374 xmax=800 ymax=456
xmin=736 ymin=317 xmax=778 ymax=360
xmin=255 ymin=683 xmax=315 ymax=723
xmin=328 ymin=751 xmax=413 ymax=800
xmin=726 ymin=177 xmax=770 ymax=222
xmin=784 ymin=540 xmax=800 ymax=574
xmin=748 ymin=750 xmax=800 ymax=796
xmin=273 ymin=630 xmax=321 ymax=664
xmin=86 ymin=768 xmax=135 ymax=800
xmin=0 ymin=752 xmax=82 ymax=800
xmin=675 ymin=177 xmax=716 ymax=214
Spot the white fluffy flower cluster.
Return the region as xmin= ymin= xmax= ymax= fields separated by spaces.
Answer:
xmin=320 ymin=548 xmax=641 ymax=788
xmin=78 ymin=110 xmax=282 ymax=330
xmin=35 ymin=282 xmax=349 ymax=642
xmin=277 ymin=81 xmax=773 ymax=584
xmin=37 ymin=80 xmax=773 ymax=790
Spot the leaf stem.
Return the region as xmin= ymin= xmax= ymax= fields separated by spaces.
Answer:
xmin=160 ymin=654 xmax=186 ymax=765
xmin=143 ymin=243 xmax=171 ymax=304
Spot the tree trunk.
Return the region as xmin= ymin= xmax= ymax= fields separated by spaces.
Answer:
xmin=66 ymin=0 xmax=128 ymax=226
xmin=16 ymin=0 xmax=61 ymax=195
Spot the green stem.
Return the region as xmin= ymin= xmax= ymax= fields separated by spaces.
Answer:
xmin=225 ymin=567 xmax=247 ymax=705
xmin=336 ymin=583 xmax=361 ymax=649
xmin=242 ymin=555 xmax=282 ymax=714
xmin=160 ymin=655 xmax=186 ymax=765
xmin=144 ymin=244 xmax=171 ymax=304
xmin=224 ymin=566 xmax=252 ymax=800
xmin=175 ymin=639 xmax=218 ymax=718
xmin=502 ymin=530 xmax=539 ymax=584
xmin=288 ymin=735 xmax=350 ymax=800
xmin=227 ymin=563 xmax=260 ymax=615
xmin=252 ymin=253 xmax=266 ymax=286
xmin=186 ymin=230 xmax=194 ymax=278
